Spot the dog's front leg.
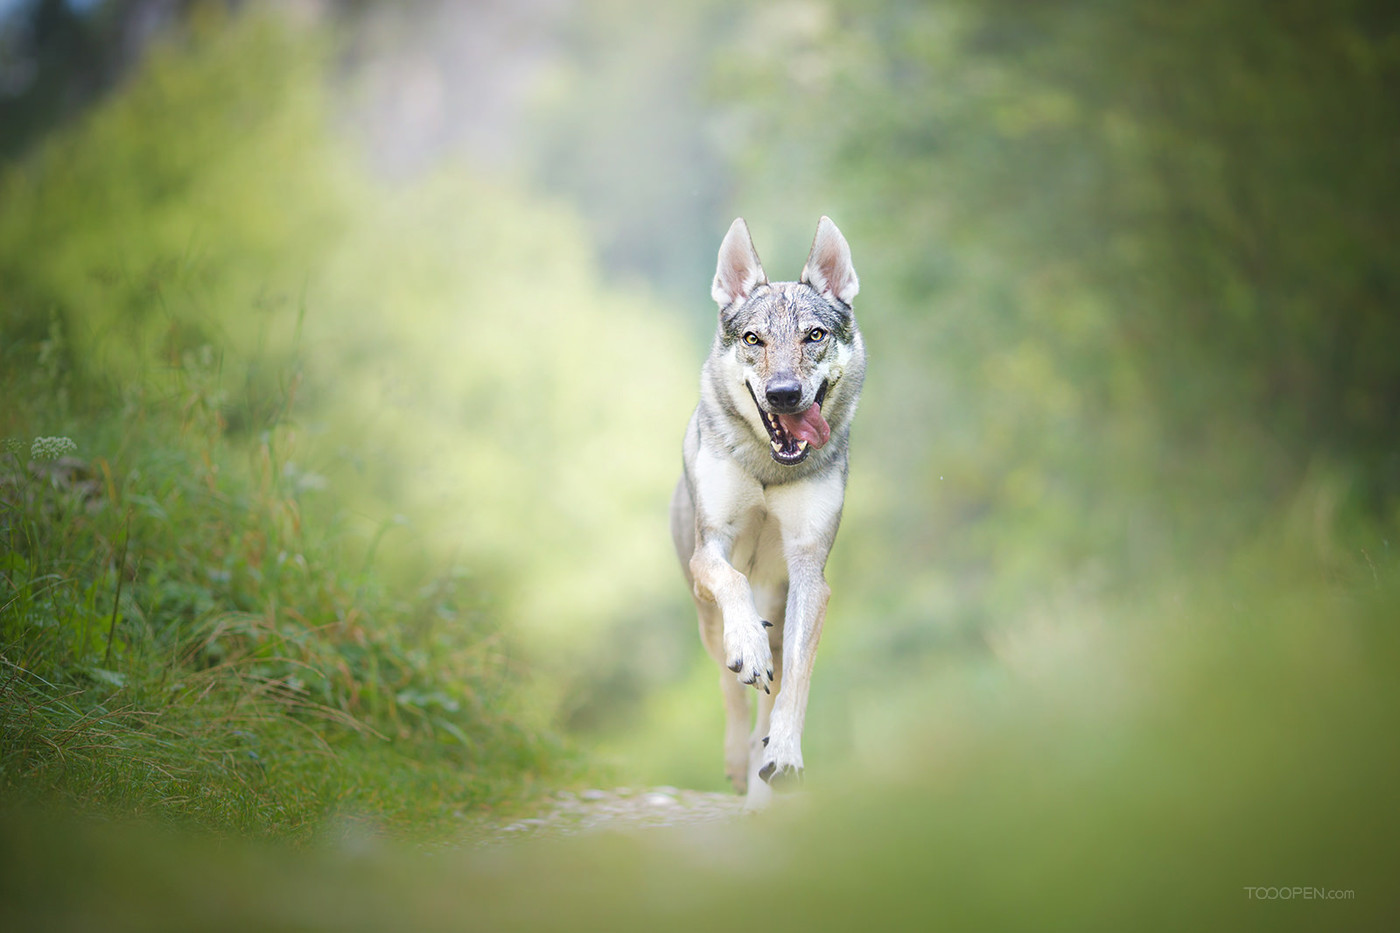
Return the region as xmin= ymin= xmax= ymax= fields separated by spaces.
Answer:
xmin=690 ymin=536 xmax=774 ymax=691
xmin=757 ymin=472 xmax=845 ymax=792
xmin=758 ymin=559 xmax=828 ymax=791
xmin=688 ymin=447 xmax=773 ymax=692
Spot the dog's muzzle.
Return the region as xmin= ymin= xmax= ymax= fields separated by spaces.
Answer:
xmin=748 ymin=380 xmax=830 ymax=465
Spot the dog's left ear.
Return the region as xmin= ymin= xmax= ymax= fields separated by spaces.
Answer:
xmin=801 ymin=216 xmax=859 ymax=307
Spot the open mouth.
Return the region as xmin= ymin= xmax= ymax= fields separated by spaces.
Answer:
xmin=748 ymin=380 xmax=830 ymax=465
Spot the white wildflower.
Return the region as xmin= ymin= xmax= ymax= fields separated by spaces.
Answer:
xmin=30 ymin=436 xmax=78 ymax=461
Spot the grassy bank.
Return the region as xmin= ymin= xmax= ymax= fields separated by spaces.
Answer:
xmin=0 ymin=347 xmax=573 ymax=840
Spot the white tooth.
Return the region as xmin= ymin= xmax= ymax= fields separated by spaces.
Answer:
xmin=797 ymin=440 xmax=809 ymax=451
xmin=771 ymin=440 xmax=782 ymax=452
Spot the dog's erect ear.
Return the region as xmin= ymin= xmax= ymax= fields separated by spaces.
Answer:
xmin=801 ymin=216 xmax=859 ymax=307
xmin=712 ymin=218 xmax=768 ymax=309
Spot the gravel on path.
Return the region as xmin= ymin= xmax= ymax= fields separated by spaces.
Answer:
xmin=480 ymin=786 xmax=746 ymax=844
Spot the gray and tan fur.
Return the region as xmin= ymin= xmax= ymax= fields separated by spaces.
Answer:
xmin=670 ymin=216 xmax=865 ymax=810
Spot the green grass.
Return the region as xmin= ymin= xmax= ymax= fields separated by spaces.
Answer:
xmin=0 ymin=346 xmax=577 ymax=842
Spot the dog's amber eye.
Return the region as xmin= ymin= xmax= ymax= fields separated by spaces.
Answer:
xmin=743 ymin=332 xmax=761 ymax=346
xmin=807 ymin=328 xmax=826 ymax=343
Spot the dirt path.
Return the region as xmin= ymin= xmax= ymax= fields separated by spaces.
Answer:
xmin=479 ymin=786 xmax=745 ymax=844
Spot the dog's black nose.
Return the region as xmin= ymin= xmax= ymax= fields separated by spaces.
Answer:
xmin=765 ymin=377 xmax=802 ymax=411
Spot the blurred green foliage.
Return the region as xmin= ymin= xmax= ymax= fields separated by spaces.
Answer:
xmin=1 ymin=7 xmax=701 ymax=746
xmin=0 ymin=8 xmax=697 ymax=831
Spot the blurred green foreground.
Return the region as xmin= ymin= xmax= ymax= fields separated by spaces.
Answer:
xmin=2 ymin=1 xmax=1398 ymax=928
xmin=3 ymin=536 xmax=1397 ymax=929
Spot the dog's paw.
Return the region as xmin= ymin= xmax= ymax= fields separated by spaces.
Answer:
xmin=758 ymin=759 xmax=804 ymax=790
xmin=757 ymin=733 xmax=804 ymax=791
xmin=724 ymin=619 xmax=774 ymax=692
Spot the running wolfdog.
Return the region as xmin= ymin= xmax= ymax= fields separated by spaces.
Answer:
xmin=670 ymin=216 xmax=864 ymax=810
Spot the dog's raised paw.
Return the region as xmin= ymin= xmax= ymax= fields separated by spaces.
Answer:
xmin=724 ymin=620 xmax=774 ymax=692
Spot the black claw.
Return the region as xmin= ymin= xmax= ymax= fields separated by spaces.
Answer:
xmin=759 ymin=762 xmax=776 ymax=783
xmin=727 ymin=659 xmax=742 ymax=672
xmin=760 ymin=619 xmax=773 ymax=628
xmin=766 ymin=667 xmax=774 ymax=681
xmin=763 ymin=683 xmax=770 ymax=694
xmin=762 ymin=735 xmax=769 ymax=746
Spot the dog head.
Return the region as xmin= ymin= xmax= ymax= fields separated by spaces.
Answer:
xmin=710 ymin=216 xmax=863 ymax=466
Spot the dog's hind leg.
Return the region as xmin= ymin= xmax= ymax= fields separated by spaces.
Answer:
xmin=698 ymin=600 xmax=753 ymax=794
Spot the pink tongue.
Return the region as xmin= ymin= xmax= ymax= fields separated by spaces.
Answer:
xmin=778 ymin=403 xmax=830 ymax=449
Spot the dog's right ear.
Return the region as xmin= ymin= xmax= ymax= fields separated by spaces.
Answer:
xmin=712 ymin=218 xmax=768 ymax=310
